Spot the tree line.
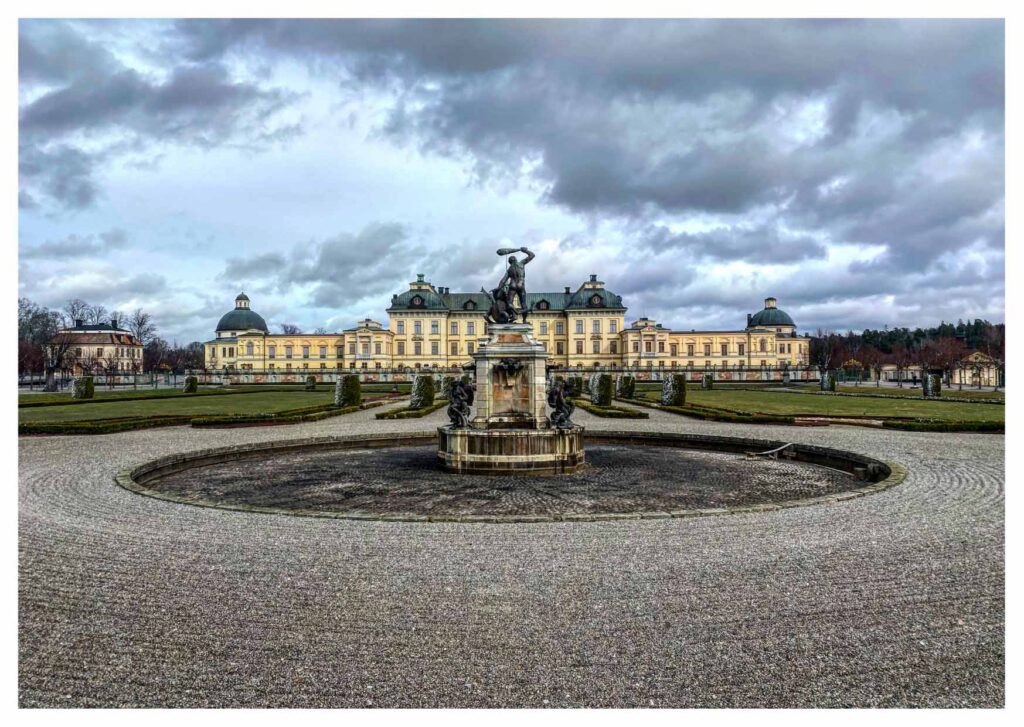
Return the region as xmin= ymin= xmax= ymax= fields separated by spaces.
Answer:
xmin=18 ymin=297 xmax=205 ymax=389
xmin=809 ymin=319 xmax=1005 ymax=386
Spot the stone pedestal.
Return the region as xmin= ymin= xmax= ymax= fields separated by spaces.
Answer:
xmin=438 ymin=323 xmax=584 ymax=474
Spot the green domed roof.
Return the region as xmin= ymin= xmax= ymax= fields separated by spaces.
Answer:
xmin=748 ymin=298 xmax=795 ymax=328
xmin=217 ymin=294 xmax=268 ymax=332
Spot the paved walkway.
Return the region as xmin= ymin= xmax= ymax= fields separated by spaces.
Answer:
xmin=19 ymin=404 xmax=1004 ymax=707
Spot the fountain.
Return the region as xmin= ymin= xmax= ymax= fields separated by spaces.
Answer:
xmin=437 ymin=246 xmax=584 ymax=475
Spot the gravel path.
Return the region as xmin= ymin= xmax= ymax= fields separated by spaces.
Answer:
xmin=19 ymin=403 xmax=1004 ymax=707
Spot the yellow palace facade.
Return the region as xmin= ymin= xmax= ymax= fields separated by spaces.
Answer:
xmin=204 ymin=276 xmax=809 ymax=380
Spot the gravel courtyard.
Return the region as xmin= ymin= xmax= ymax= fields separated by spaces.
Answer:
xmin=18 ymin=403 xmax=1004 ymax=707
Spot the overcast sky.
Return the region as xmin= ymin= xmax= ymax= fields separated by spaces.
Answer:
xmin=19 ymin=19 xmax=1004 ymax=343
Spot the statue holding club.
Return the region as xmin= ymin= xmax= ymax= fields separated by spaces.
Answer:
xmin=483 ymin=246 xmax=534 ymax=324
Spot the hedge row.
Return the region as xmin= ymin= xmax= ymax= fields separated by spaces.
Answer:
xmin=622 ymin=397 xmax=796 ymax=425
xmin=881 ymin=419 xmax=1004 ymax=433
xmin=769 ymin=388 xmax=1005 ymax=405
xmin=19 ymin=387 xmax=283 ymax=408
xmin=571 ymin=398 xmax=648 ymax=419
xmin=19 ymin=415 xmax=194 ymax=435
xmin=375 ymin=399 xmax=448 ymax=419
xmin=20 ymin=400 xmax=394 ymax=435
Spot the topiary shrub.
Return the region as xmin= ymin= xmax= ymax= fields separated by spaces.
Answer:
xmin=589 ymin=373 xmax=613 ymax=406
xmin=568 ymin=375 xmax=584 ymax=399
xmin=182 ymin=375 xmax=198 ymax=393
xmin=410 ymin=374 xmax=435 ymax=409
xmin=440 ymin=375 xmax=456 ymax=400
xmin=335 ymin=374 xmax=361 ymax=407
xmin=304 ymin=375 xmax=317 ymax=391
xmin=660 ymin=373 xmax=686 ymax=406
xmin=821 ymin=371 xmax=837 ymax=392
xmin=615 ymin=374 xmax=636 ymax=399
xmin=72 ymin=376 xmax=94 ymax=400
xmin=923 ymin=373 xmax=942 ymax=398
xmin=701 ymin=373 xmax=714 ymax=390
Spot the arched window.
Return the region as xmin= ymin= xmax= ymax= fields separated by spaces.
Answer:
xmin=463 ymin=300 xmax=476 ymax=310
xmin=536 ymin=300 xmax=549 ymax=310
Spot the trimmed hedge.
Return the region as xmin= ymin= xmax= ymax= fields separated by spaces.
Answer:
xmin=304 ymin=375 xmax=317 ymax=391
xmin=375 ymin=399 xmax=448 ymax=419
xmin=410 ymin=375 xmax=436 ymax=409
xmin=572 ymin=398 xmax=648 ymax=418
xmin=568 ymin=376 xmax=584 ymax=399
xmin=183 ymin=375 xmax=198 ymax=393
xmin=588 ymin=373 xmax=613 ymax=406
xmin=882 ymin=419 xmax=1003 ymax=433
xmin=701 ymin=373 xmax=714 ymax=390
xmin=72 ymin=377 xmax=95 ymax=400
xmin=19 ymin=415 xmax=193 ymax=435
xmin=335 ymin=374 xmax=361 ymax=407
xmin=615 ymin=374 xmax=636 ymax=400
xmin=661 ymin=374 xmax=687 ymax=406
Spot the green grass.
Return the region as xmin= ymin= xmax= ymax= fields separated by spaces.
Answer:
xmin=632 ymin=388 xmax=1004 ymax=423
xmin=789 ymin=384 xmax=1004 ymax=401
xmin=19 ymin=390 xmax=348 ymax=424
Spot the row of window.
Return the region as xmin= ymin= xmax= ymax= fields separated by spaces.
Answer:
xmin=72 ymin=347 xmax=139 ymax=358
xmin=625 ymin=341 xmax=802 ymax=356
xmin=393 ymin=319 xmax=622 ymax=336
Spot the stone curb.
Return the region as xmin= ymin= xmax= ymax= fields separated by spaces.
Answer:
xmin=114 ymin=430 xmax=908 ymax=524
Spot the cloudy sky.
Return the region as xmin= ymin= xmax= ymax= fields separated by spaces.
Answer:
xmin=19 ymin=19 xmax=1004 ymax=344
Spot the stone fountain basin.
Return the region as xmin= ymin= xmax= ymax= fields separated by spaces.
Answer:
xmin=116 ymin=431 xmax=903 ymax=523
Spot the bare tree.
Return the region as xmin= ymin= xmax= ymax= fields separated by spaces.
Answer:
xmin=280 ymin=323 xmax=302 ymax=334
xmin=86 ymin=303 xmax=109 ymax=325
xmin=127 ymin=308 xmax=157 ymax=347
xmin=890 ymin=343 xmax=913 ymax=387
xmin=858 ymin=345 xmax=885 ymax=387
xmin=312 ymin=327 xmax=328 ymax=334
xmin=63 ymin=298 xmax=89 ymax=325
xmin=809 ymin=329 xmax=846 ymax=385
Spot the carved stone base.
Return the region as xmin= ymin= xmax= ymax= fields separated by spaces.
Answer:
xmin=437 ymin=425 xmax=585 ymax=475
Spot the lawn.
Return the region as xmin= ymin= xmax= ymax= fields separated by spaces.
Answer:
xmin=19 ymin=390 xmax=349 ymax=424
xmin=789 ymin=384 xmax=1004 ymax=400
xmin=632 ymin=388 xmax=1004 ymax=422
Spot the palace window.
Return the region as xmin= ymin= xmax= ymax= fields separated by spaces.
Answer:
xmin=431 ymin=342 xmax=439 ymax=355
xmin=738 ymin=343 xmax=745 ymax=356
xmin=286 ymin=363 xmax=292 ymax=370
xmin=269 ymin=363 xmax=275 ymax=370
xmin=556 ymin=342 xmax=565 ymax=355
xmin=269 ymin=346 xmax=276 ymax=359
xmin=450 ymin=342 xmax=458 ymax=356
xmin=704 ymin=344 xmax=711 ymax=356
xmin=464 ymin=300 xmax=476 ymax=310
xmin=414 ymin=342 xmax=422 ymax=356
xmin=397 ymin=321 xmax=405 ymax=335
xmin=414 ymin=321 xmax=422 ymax=335
xmin=285 ymin=346 xmax=293 ymax=359
xmin=576 ymin=320 xmax=584 ymax=334
xmin=592 ymin=341 xmax=600 ymax=354
xmin=610 ymin=320 xmax=618 ymax=333
xmin=632 ymin=342 xmax=639 ymax=353
xmin=335 ymin=346 xmax=343 ymax=359
xmin=431 ymin=321 xmax=439 ymax=335
xmin=348 ymin=343 xmax=356 ymax=355
xmin=610 ymin=341 xmax=618 ymax=354
xmin=556 ymin=321 xmax=565 ymax=335
xmin=536 ymin=300 xmax=549 ymax=310
xmin=397 ymin=342 xmax=405 ymax=355
xmin=721 ymin=343 xmax=728 ymax=357
xmin=658 ymin=342 xmax=665 ymax=353
xmin=467 ymin=322 xmax=475 ymax=335
xmin=576 ymin=340 xmax=584 ymax=354
xmin=361 ymin=343 xmax=369 ymax=355
xmin=302 ymin=346 xmax=309 ymax=359
xmin=320 ymin=363 xmax=326 ymax=369
xmin=450 ymin=322 xmax=458 ymax=335
xmin=592 ymin=320 xmax=601 ymax=334
xmin=670 ymin=344 xmax=677 ymax=356
xmin=645 ymin=342 xmax=652 ymax=353
xmin=246 ymin=342 xmax=254 ymax=356
xmin=467 ymin=343 xmax=474 ymax=354
xmin=375 ymin=342 xmax=381 ymax=354
xmin=319 ymin=346 xmax=326 ymax=358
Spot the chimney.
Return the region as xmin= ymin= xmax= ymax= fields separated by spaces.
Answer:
xmin=589 ymin=274 xmax=597 ymax=282
xmin=111 ymin=317 xmax=118 ymax=329
xmin=74 ymin=318 xmax=84 ymax=328
xmin=747 ymin=313 xmax=752 ymax=326
xmin=564 ymin=286 xmax=571 ymax=294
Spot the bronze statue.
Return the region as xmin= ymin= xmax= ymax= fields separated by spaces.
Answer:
xmin=481 ymin=285 xmax=516 ymax=324
xmin=547 ymin=378 xmax=575 ymax=429
xmin=447 ymin=379 xmax=475 ymax=428
xmin=495 ymin=246 xmax=534 ymax=323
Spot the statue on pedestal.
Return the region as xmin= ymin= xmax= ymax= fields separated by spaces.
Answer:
xmin=484 ymin=246 xmax=535 ymax=324
xmin=547 ymin=379 xmax=575 ymax=429
xmin=447 ymin=379 xmax=475 ymax=428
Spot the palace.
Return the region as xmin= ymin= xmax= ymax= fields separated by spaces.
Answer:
xmin=204 ymin=276 xmax=810 ymax=376
xmin=54 ymin=317 xmax=144 ymax=375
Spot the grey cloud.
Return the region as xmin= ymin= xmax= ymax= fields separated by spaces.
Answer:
xmin=639 ymin=224 xmax=828 ymax=263
xmin=21 ymin=228 xmax=129 ymax=259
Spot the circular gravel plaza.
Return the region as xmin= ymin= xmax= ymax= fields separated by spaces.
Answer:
xmin=19 ymin=402 xmax=1004 ymax=707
